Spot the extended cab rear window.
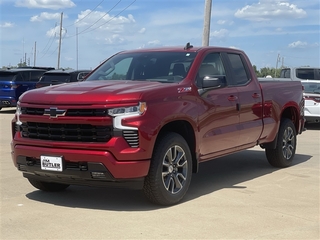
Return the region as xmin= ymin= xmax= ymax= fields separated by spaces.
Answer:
xmin=86 ymin=51 xmax=197 ymax=83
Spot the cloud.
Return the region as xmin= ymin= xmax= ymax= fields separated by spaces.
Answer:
xmin=138 ymin=40 xmax=162 ymax=49
xmin=138 ymin=28 xmax=146 ymax=34
xmin=105 ymin=34 xmax=126 ymax=45
xmin=235 ymin=0 xmax=306 ymax=21
xmin=30 ymin=12 xmax=64 ymax=22
xmin=0 ymin=22 xmax=14 ymax=28
xmin=217 ymin=20 xmax=234 ymax=25
xmin=288 ymin=41 xmax=308 ymax=48
xmin=46 ymin=26 xmax=66 ymax=38
xmin=210 ymin=29 xmax=229 ymax=39
xmin=74 ymin=10 xmax=135 ymax=34
xmin=15 ymin=0 xmax=75 ymax=10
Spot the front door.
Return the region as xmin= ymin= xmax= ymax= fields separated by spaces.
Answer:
xmin=196 ymin=52 xmax=240 ymax=160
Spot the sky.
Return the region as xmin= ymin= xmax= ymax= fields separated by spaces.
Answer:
xmin=0 ymin=0 xmax=319 ymax=70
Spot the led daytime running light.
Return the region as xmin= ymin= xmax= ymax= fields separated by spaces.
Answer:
xmin=108 ymin=102 xmax=147 ymax=117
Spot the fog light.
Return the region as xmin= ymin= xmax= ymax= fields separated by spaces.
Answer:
xmin=91 ymin=172 xmax=106 ymax=179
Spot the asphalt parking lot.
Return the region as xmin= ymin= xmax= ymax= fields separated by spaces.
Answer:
xmin=1 ymin=107 xmax=319 ymax=239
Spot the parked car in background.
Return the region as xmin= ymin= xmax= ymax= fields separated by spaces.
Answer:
xmin=301 ymin=80 xmax=320 ymax=123
xmin=280 ymin=67 xmax=320 ymax=80
xmin=36 ymin=69 xmax=91 ymax=88
xmin=0 ymin=67 xmax=52 ymax=110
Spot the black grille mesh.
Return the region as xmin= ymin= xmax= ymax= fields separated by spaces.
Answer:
xmin=21 ymin=107 xmax=108 ymax=117
xmin=21 ymin=122 xmax=112 ymax=142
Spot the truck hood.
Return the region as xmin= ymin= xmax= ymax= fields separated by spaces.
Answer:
xmin=20 ymin=80 xmax=179 ymax=105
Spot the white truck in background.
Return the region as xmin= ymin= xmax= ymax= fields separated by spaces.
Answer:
xmin=280 ymin=67 xmax=320 ymax=81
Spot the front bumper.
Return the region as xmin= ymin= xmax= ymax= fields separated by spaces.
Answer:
xmin=11 ymin=144 xmax=150 ymax=189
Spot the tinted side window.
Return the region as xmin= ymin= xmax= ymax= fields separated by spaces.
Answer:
xmin=20 ymin=71 xmax=31 ymax=81
xmin=296 ymin=69 xmax=315 ymax=80
xmin=15 ymin=73 xmax=24 ymax=81
xmin=280 ymin=69 xmax=290 ymax=78
xmin=77 ymin=72 xmax=90 ymax=81
xmin=227 ymin=54 xmax=250 ymax=85
xmin=316 ymin=69 xmax=320 ymax=80
xmin=30 ymin=71 xmax=45 ymax=81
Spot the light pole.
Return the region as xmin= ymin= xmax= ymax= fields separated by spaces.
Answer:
xmin=202 ymin=0 xmax=212 ymax=46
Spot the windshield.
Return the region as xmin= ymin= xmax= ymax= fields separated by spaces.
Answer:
xmin=40 ymin=73 xmax=71 ymax=83
xmin=302 ymin=82 xmax=320 ymax=94
xmin=86 ymin=51 xmax=197 ymax=83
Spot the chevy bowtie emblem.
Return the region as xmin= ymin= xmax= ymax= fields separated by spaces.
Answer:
xmin=44 ymin=107 xmax=66 ymax=118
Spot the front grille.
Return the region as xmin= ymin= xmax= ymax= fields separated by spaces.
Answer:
xmin=66 ymin=109 xmax=108 ymax=117
xmin=123 ymin=130 xmax=139 ymax=148
xmin=21 ymin=122 xmax=112 ymax=142
xmin=21 ymin=107 xmax=44 ymax=115
xmin=21 ymin=107 xmax=108 ymax=117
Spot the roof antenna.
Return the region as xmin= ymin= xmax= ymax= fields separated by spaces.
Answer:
xmin=184 ymin=42 xmax=193 ymax=50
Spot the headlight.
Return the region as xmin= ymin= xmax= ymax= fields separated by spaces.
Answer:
xmin=108 ymin=102 xmax=147 ymax=117
xmin=15 ymin=102 xmax=22 ymax=125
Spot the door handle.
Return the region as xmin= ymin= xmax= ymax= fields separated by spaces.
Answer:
xmin=252 ymin=93 xmax=261 ymax=98
xmin=228 ymin=95 xmax=238 ymax=101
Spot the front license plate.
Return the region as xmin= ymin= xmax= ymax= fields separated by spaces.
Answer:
xmin=41 ymin=156 xmax=63 ymax=172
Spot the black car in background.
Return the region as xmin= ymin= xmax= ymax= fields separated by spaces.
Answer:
xmin=0 ymin=67 xmax=52 ymax=110
xmin=36 ymin=69 xmax=91 ymax=88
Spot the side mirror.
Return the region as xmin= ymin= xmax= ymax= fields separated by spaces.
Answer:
xmin=201 ymin=75 xmax=226 ymax=88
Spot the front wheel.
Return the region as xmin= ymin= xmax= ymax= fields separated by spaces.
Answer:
xmin=265 ymin=118 xmax=297 ymax=168
xmin=143 ymin=132 xmax=192 ymax=206
xmin=28 ymin=178 xmax=70 ymax=192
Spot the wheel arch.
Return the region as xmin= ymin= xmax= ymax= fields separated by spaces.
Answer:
xmin=155 ymin=120 xmax=198 ymax=173
xmin=281 ymin=106 xmax=300 ymax=134
xmin=262 ymin=106 xmax=300 ymax=149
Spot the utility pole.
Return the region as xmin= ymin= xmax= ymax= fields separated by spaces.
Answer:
xmin=275 ymin=54 xmax=280 ymax=77
xmin=76 ymin=27 xmax=78 ymax=70
xmin=34 ymin=41 xmax=37 ymax=67
xmin=202 ymin=0 xmax=212 ymax=46
xmin=57 ymin=12 xmax=63 ymax=69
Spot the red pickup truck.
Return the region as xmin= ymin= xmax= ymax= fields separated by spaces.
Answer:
xmin=11 ymin=44 xmax=305 ymax=205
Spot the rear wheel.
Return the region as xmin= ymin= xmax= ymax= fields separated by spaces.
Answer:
xmin=265 ymin=118 xmax=297 ymax=168
xmin=143 ymin=132 xmax=192 ymax=205
xmin=28 ymin=179 xmax=69 ymax=192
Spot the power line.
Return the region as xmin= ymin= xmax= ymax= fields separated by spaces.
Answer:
xmin=66 ymin=0 xmax=122 ymax=38
xmin=80 ymin=0 xmax=136 ymax=35
xmin=38 ymin=32 xmax=56 ymax=59
xmin=64 ymin=0 xmax=105 ymax=28
xmin=39 ymin=23 xmax=57 ymax=55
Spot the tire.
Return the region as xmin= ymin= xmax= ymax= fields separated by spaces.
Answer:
xmin=28 ymin=178 xmax=69 ymax=192
xmin=265 ymin=118 xmax=297 ymax=168
xmin=143 ymin=132 xmax=192 ymax=206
